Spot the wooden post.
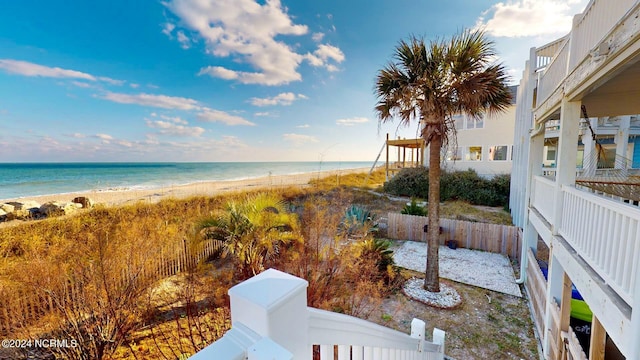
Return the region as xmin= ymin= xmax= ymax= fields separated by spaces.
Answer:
xmin=557 ymin=273 xmax=572 ymax=357
xmin=589 ymin=315 xmax=606 ymax=360
xmin=385 ymin=133 xmax=389 ymax=180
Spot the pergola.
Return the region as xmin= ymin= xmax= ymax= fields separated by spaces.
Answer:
xmin=385 ymin=133 xmax=426 ymax=180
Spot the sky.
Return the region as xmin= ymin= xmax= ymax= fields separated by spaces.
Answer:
xmin=0 ymin=0 xmax=589 ymax=162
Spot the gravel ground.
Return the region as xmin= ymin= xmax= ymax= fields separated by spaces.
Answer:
xmin=393 ymin=240 xmax=522 ymax=297
xmin=403 ymin=278 xmax=463 ymax=308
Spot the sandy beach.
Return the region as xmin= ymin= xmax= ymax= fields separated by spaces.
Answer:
xmin=1 ymin=167 xmax=371 ymax=208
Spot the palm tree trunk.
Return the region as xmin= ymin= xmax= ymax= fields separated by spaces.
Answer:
xmin=424 ymin=134 xmax=441 ymax=292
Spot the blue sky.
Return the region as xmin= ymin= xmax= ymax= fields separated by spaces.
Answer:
xmin=0 ymin=0 xmax=588 ymax=162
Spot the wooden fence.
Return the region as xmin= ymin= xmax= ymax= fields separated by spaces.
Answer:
xmin=0 ymin=239 xmax=223 ymax=336
xmin=386 ymin=213 xmax=522 ymax=259
xmin=524 ymin=248 xmax=547 ymax=342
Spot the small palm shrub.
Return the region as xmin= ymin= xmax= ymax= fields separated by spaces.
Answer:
xmin=401 ymin=198 xmax=427 ymax=216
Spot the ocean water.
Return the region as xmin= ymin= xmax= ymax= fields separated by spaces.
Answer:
xmin=0 ymin=162 xmax=373 ymax=200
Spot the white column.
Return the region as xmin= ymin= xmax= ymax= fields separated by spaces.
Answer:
xmin=615 ymin=115 xmax=631 ymax=169
xmin=517 ymin=131 xmax=544 ymax=283
xmin=228 ymin=269 xmax=310 ymax=360
xmin=552 ymin=100 xmax=581 ymax=234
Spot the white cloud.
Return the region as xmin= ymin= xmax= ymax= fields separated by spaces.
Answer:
xmin=0 ymin=59 xmax=126 ymax=86
xmin=312 ymin=32 xmax=325 ymax=42
xmin=249 ymin=92 xmax=307 ymax=106
xmin=296 ymin=124 xmax=310 ymax=128
xmin=197 ymin=109 xmax=255 ymax=126
xmin=98 ymin=77 xmax=125 ymax=86
xmin=165 ymin=0 xmax=344 ymax=85
xmin=162 ymin=22 xmax=176 ymax=36
xmin=254 ymin=111 xmax=272 ymax=117
xmin=0 ymin=59 xmax=96 ymax=80
xmin=313 ymin=44 xmax=345 ymax=63
xmin=130 ymin=83 xmax=140 ymax=89
xmin=336 ymin=117 xmax=369 ymax=126
xmin=101 ymin=91 xmax=201 ymax=110
xmin=282 ymin=133 xmax=318 ymax=146
xmin=67 ymin=133 xmax=86 ymax=138
xmin=95 ymin=133 xmax=113 ymax=140
xmin=305 ymin=44 xmax=345 ymax=72
xmin=475 ymin=0 xmax=588 ymax=38
xmin=146 ymin=119 xmax=205 ymax=137
xmin=71 ymin=81 xmax=92 ymax=88
xmin=176 ymin=31 xmax=191 ymax=49
xmin=325 ymin=64 xmax=339 ymax=72
xmin=220 ymin=135 xmax=247 ymax=148
xmin=160 ymin=114 xmax=188 ymax=124
xmin=198 ymin=66 xmax=239 ymax=80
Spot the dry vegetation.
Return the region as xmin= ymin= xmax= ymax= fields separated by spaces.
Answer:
xmin=0 ymin=169 xmax=536 ymax=360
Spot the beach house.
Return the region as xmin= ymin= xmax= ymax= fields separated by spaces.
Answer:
xmin=510 ymin=0 xmax=640 ymax=359
xmin=442 ymin=86 xmax=518 ymax=178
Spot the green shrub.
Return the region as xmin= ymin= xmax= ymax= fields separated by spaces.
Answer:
xmin=401 ymin=198 xmax=427 ymax=216
xmin=382 ymin=167 xmax=429 ymax=197
xmin=384 ymin=168 xmax=510 ymax=207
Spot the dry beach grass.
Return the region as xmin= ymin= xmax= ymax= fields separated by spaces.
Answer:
xmin=0 ymin=169 xmax=538 ymax=359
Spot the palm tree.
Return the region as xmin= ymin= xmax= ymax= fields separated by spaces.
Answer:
xmin=197 ymin=193 xmax=301 ymax=279
xmin=375 ymin=30 xmax=511 ymax=292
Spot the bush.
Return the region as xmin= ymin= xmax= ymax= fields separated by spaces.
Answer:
xmin=384 ymin=168 xmax=510 ymax=207
xmin=401 ymin=198 xmax=427 ymax=216
xmin=382 ymin=167 xmax=429 ymax=197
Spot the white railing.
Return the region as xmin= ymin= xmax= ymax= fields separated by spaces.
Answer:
xmin=191 ymin=269 xmax=445 ymax=360
xmin=559 ymin=186 xmax=640 ymax=305
xmin=537 ymin=39 xmax=569 ymax=105
xmin=310 ymin=309 xmax=444 ymax=360
xmin=532 ymin=175 xmax=557 ymax=222
xmin=569 ymin=0 xmax=636 ymax=70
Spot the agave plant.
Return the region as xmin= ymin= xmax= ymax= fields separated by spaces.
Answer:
xmin=340 ymin=205 xmax=378 ymax=239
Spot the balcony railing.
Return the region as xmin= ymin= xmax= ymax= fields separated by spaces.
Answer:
xmin=192 ymin=269 xmax=446 ymax=360
xmin=559 ymin=186 xmax=640 ymax=306
xmin=536 ymin=0 xmax=637 ymax=108
xmin=569 ymin=0 xmax=637 ymax=69
xmin=532 ymin=175 xmax=557 ymax=222
xmin=537 ymin=39 xmax=569 ymax=105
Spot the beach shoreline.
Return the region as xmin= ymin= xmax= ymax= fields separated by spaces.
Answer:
xmin=0 ymin=167 xmax=372 ymax=207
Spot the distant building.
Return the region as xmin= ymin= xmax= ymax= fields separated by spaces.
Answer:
xmin=441 ymin=85 xmax=518 ymax=178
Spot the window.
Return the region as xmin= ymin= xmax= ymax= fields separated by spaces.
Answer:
xmin=453 ymin=114 xmax=485 ymax=130
xmin=546 ymin=149 xmax=556 ymax=161
xmin=489 ymin=145 xmax=508 ymax=161
xmin=453 ymin=115 xmax=464 ymax=130
xmin=446 ymin=147 xmax=462 ymax=161
xmin=469 ymin=116 xmax=484 ymax=129
xmin=465 ymin=146 xmax=482 ymax=161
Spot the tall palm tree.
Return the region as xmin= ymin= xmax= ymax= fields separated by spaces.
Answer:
xmin=197 ymin=193 xmax=301 ymax=279
xmin=375 ymin=30 xmax=511 ymax=292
